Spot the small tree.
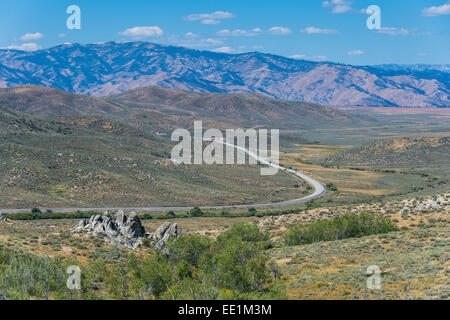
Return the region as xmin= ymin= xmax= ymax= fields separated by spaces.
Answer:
xmin=188 ymin=207 xmax=203 ymax=217
xmin=31 ymin=208 xmax=42 ymax=219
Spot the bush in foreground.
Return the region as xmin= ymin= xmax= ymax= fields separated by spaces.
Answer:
xmin=0 ymin=223 xmax=284 ymax=300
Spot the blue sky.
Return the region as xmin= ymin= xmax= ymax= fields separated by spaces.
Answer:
xmin=1 ymin=0 xmax=449 ymax=65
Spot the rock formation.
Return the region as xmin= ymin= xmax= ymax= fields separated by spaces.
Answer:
xmin=72 ymin=210 xmax=179 ymax=251
xmin=0 ymin=214 xmax=8 ymax=222
xmin=150 ymin=222 xmax=180 ymax=252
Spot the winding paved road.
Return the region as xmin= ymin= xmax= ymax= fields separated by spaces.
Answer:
xmin=0 ymin=140 xmax=326 ymax=214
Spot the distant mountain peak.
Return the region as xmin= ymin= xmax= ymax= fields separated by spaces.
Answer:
xmin=0 ymin=41 xmax=448 ymax=107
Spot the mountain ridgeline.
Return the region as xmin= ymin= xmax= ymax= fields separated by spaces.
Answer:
xmin=0 ymin=85 xmax=365 ymax=131
xmin=0 ymin=41 xmax=448 ymax=107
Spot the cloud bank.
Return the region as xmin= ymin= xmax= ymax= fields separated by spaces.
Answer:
xmin=20 ymin=32 xmax=44 ymax=41
xmin=422 ymin=2 xmax=450 ymax=16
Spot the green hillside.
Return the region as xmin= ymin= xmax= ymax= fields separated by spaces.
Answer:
xmin=109 ymin=85 xmax=363 ymax=130
xmin=0 ymin=85 xmax=367 ymax=134
xmin=0 ymin=107 xmax=303 ymax=208
xmin=324 ymin=137 xmax=450 ymax=167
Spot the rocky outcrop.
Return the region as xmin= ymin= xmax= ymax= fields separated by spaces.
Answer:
xmin=149 ymin=222 xmax=180 ymax=252
xmin=0 ymin=214 xmax=8 ymax=222
xmin=72 ymin=210 xmax=179 ymax=250
xmin=415 ymin=196 xmax=449 ymax=211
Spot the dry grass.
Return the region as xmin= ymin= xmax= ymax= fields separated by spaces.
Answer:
xmin=270 ymin=225 xmax=449 ymax=300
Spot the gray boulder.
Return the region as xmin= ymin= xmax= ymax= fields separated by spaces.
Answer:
xmin=72 ymin=211 xmax=145 ymax=249
xmin=72 ymin=211 xmax=180 ymax=251
xmin=121 ymin=212 xmax=146 ymax=238
xmin=152 ymin=222 xmax=180 ymax=253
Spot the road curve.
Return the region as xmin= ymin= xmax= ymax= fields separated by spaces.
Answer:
xmin=0 ymin=141 xmax=326 ymax=214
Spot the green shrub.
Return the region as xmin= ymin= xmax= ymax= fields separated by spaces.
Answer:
xmin=217 ymin=223 xmax=268 ymax=245
xmin=220 ymin=210 xmax=230 ymax=217
xmin=31 ymin=208 xmax=42 ymax=214
xmin=0 ymin=249 xmax=73 ymax=299
xmin=326 ymin=183 xmax=338 ymax=191
xmin=284 ymin=213 xmax=398 ymax=246
xmin=165 ymin=211 xmax=176 ymax=219
xmin=6 ymin=211 xmax=100 ymax=221
xmin=214 ymin=239 xmax=269 ymax=293
xmin=166 ymin=234 xmax=213 ymax=267
xmin=188 ymin=207 xmax=203 ymax=217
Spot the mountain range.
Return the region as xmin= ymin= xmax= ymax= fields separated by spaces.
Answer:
xmin=0 ymin=41 xmax=448 ymax=107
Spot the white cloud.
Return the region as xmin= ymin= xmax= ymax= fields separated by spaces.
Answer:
xmin=212 ymin=46 xmax=234 ymax=53
xmin=376 ymin=27 xmax=431 ymax=37
xmin=119 ymin=26 xmax=163 ymax=37
xmin=6 ymin=43 xmax=41 ymax=51
xmin=204 ymin=38 xmax=224 ymax=45
xmin=200 ymin=19 xmax=221 ymax=25
xmin=166 ymin=35 xmax=224 ymax=49
xmin=333 ymin=5 xmax=352 ymax=13
xmin=301 ymin=26 xmax=339 ymax=34
xmin=290 ymin=54 xmax=307 ymax=59
xmin=183 ymin=11 xmax=236 ymax=25
xmin=422 ymin=2 xmax=450 ymax=16
xmin=348 ymin=49 xmax=364 ymax=56
xmin=377 ymin=27 xmax=410 ymax=36
xmin=216 ymin=28 xmax=262 ymax=37
xmin=268 ymin=27 xmax=292 ymax=35
xmin=216 ymin=27 xmax=291 ymax=37
xmin=20 ymin=32 xmax=44 ymax=41
xmin=322 ymin=0 xmax=353 ymax=13
xmin=289 ymin=54 xmax=326 ymax=61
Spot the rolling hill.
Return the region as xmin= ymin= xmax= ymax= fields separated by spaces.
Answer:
xmin=0 ymin=85 xmax=366 ymax=131
xmin=324 ymin=137 xmax=450 ymax=166
xmin=107 ymin=85 xmax=361 ymax=129
xmin=0 ymin=42 xmax=448 ymax=107
xmin=0 ymin=107 xmax=304 ymax=208
xmin=0 ymin=85 xmax=125 ymax=116
xmin=0 ymin=83 xmax=368 ymax=208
